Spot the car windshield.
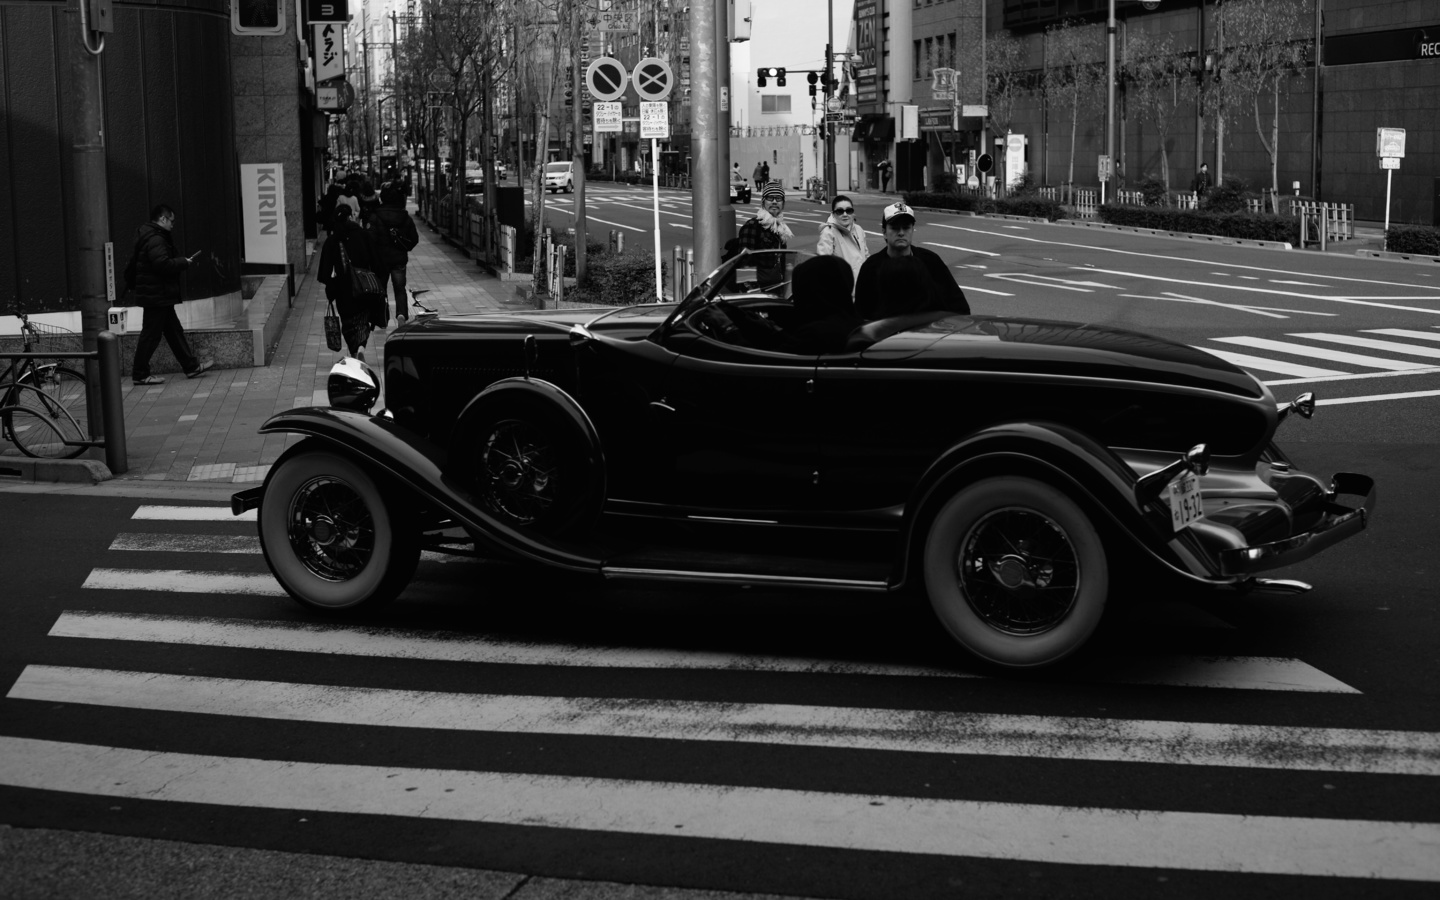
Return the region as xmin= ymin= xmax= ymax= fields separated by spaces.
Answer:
xmin=546 ymin=163 xmax=569 ymax=173
xmin=667 ymin=249 xmax=806 ymax=327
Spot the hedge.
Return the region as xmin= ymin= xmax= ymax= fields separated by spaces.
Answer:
xmin=565 ymin=251 xmax=667 ymax=306
xmin=1386 ymin=225 xmax=1440 ymax=256
xmin=901 ymin=191 xmax=1067 ymax=221
xmin=1097 ymin=205 xmax=1296 ymax=243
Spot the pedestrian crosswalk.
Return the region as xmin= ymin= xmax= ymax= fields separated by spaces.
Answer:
xmin=4 ymin=503 xmax=1438 ymax=888
xmin=1196 ymin=327 xmax=1440 ymax=383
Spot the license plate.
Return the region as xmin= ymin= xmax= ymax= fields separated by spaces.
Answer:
xmin=1167 ymin=473 xmax=1205 ymax=531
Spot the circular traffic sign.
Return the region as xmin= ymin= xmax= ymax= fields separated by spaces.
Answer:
xmin=586 ymin=57 xmax=628 ymax=102
xmin=632 ymin=56 xmax=674 ymax=101
xmin=976 ymin=153 xmax=993 ymax=174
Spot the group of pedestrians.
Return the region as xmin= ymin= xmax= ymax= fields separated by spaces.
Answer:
xmin=732 ymin=181 xmax=970 ymax=354
xmin=317 ymin=183 xmax=420 ymax=360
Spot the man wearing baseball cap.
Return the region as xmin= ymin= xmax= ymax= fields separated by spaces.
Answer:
xmin=854 ymin=201 xmax=970 ymax=321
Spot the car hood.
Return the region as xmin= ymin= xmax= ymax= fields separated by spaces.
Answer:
xmin=858 ymin=315 xmax=1267 ymax=399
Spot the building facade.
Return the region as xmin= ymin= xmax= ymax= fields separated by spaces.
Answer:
xmin=851 ymin=0 xmax=1437 ymax=223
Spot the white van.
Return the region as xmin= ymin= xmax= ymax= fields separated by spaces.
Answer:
xmin=544 ymin=161 xmax=574 ymax=193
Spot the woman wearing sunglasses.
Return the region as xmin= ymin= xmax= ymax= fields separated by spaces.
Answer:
xmin=816 ymin=195 xmax=869 ymax=289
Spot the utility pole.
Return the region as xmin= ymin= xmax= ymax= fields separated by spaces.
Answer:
xmin=690 ymin=0 xmax=721 ymax=272
xmin=825 ymin=0 xmax=836 ymax=202
xmin=716 ymin=0 xmax=735 ymax=243
xmin=67 ymin=0 xmax=111 ymax=444
xmin=572 ymin=0 xmax=587 ymax=281
xmin=1105 ymin=0 xmax=1116 ymax=201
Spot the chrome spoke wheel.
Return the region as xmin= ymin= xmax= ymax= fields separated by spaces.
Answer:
xmin=480 ymin=419 xmax=560 ymax=525
xmin=286 ymin=474 xmax=376 ymax=582
xmin=958 ymin=508 xmax=1080 ymax=635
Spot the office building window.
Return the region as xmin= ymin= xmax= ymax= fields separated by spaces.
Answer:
xmin=914 ymin=40 xmax=922 ymax=79
xmin=761 ymin=95 xmax=792 ymax=114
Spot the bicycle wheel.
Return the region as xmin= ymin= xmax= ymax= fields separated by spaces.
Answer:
xmin=20 ymin=365 xmax=87 ymax=439
xmin=3 ymin=382 xmax=86 ymax=459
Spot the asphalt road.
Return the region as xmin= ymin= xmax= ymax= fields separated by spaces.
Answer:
xmin=4 ymin=197 xmax=1439 ymax=896
xmin=541 ymin=184 xmax=1440 ymax=441
xmin=0 ymin=446 xmax=1436 ymax=898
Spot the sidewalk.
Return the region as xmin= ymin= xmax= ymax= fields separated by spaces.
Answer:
xmin=4 ymin=208 xmax=514 ymax=485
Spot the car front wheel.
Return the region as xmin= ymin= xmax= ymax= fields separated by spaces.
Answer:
xmin=258 ymin=449 xmax=420 ymax=612
xmin=923 ymin=476 xmax=1108 ymax=668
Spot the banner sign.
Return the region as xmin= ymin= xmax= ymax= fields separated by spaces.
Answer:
xmin=239 ymin=163 xmax=287 ymax=265
xmin=593 ymin=101 xmax=623 ymax=133
xmin=313 ymin=23 xmax=343 ymax=81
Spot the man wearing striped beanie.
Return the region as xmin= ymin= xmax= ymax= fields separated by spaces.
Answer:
xmin=735 ymin=181 xmax=794 ymax=291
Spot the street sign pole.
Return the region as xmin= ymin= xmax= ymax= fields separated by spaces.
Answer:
xmin=572 ymin=2 xmax=586 ymax=281
xmin=1384 ymin=167 xmax=1394 ymax=233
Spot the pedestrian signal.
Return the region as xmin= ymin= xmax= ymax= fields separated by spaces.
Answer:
xmin=231 ymin=0 xmax=285 ymax=35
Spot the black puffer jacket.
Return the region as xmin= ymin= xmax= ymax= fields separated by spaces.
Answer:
xmin=317 ymin=219 xmax=379 ymax=318
xmin=129 ymin=223 xmax=190 ymax=308
xmin=367 ymin=205 xmax=419 ymax=271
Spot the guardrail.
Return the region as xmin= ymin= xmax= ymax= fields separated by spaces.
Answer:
xmin=1290 ymin=200 xmax=1353 ymax=249
xmin=670 ymin=246 xmax=696 ymax=301
xmin=0 ymin=330 xmax=127 ymax=474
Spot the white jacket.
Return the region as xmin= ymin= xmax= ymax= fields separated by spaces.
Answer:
xmin=816 ymin=215 xmax=869 ymax=284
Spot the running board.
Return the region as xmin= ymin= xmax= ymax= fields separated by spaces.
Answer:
xmin=602 ymin=566 xmax=892 ymax=592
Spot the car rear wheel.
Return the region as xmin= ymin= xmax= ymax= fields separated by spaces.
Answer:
xmin=455 ymin=407 xmax=595 ymax=537
xmin=923 ymin=476 xmax=1108 ymax=668
xmin=258 ymin=448 xmax=420 ymax=612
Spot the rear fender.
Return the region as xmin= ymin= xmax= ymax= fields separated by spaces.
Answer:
xmin=896 ymin=421 xmax=1223 ymax=589
xmin=449 ymin=377 xmax=606 ymax=535
xmin=253 ymin=407 xmax=602 ymax=573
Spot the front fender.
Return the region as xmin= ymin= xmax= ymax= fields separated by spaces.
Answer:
xmin=897 ymin=421 xmax=1219 ymax=589
xmin=250 ymin=407 xmax=602 ymax=574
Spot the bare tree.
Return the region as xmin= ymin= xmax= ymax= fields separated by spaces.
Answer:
xmin=1124 ymin=29 xmax=1191 ymax=193
xmin=984 ymin=29 xmax=1029 ymax=138
xmin=1212 ymin=0 xmax=1308 ymax=210
xmin=518 ymin=0 xmax=574 ymax=293
xmin=1043 ymin=20 xmax=1105 ymax=196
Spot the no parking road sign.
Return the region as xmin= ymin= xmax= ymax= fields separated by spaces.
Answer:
xmin=586 ymin=57 xmax=628 ymax=102
xmin=632 ymin=57 xmax=674 ymax=101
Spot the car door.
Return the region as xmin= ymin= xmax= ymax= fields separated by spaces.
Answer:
xmin=655 ymin=323 xmax=820 ymax=513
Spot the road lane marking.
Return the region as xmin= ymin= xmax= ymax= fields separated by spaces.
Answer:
xmin=1211 ymin=337 xmax=1434 ymax=370
xmin=10 ymin=665 xmax=1407 ymax=771
xmin=1264 ymin=365 xmax=1440 ymax=386
xmin=985 ymin=274 xmax=1091 ymax=292
xmin=110 ymin=533 xmax=257 ymax=554
xmin=1317 ymin=389 xmax=1440 ymax=405
xmin=1 ymin=736 xmax=1434 ymax=879
xmin=1365 ymin=328 xmax=1440 ymax=343
xmin=961 ymin=286 xmax=1015 ymax=297
xmin=133 ymin=505 xmax=253 ymax=521
xmin=46 ymin=611 xmax=1359 ymax=692
xmin=1127 ymin=293 xmax=1287 ymax=319
xmin=107 ymin=533 xmax=463 ymax=563
xmin=83 ymin=568 xmax=287 ymax=596
xmin=922 ymin=235 xmax=1000 ymax=256
xmin=1289 ymin=333 xmax=1440 ymax=359
xmin=941 ymin=223 xmax=1437 ymax=290
xmin=1084 ymin=268 xmax=1440 ymax=314
xmin=1192 ymin=347 xmax=1346 ymax=378
xmin=1271 ymin=280 xmax=1328 ymax=286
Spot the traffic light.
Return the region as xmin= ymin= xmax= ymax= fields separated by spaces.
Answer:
xmin=807 ymin=71 xmax=819 ymax=96
xmin=758 ymin=67 xmax=788 ymax=88
xmin=231 ymin=0 xmax=285 ymax=36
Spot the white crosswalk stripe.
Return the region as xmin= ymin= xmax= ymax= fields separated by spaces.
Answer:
xmin=9 ymin=503 xmax=1431 ymax=886
xmin=1199 ymin=329 xmax=1440 ymax=382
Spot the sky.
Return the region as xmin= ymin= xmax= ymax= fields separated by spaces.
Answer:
xmin=730 ymin=0 xmax=858 ymax=89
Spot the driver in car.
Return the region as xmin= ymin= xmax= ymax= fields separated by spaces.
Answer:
xmin=854 ymin=202 xmax=970 ymax=321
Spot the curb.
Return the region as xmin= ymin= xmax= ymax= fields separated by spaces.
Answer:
xmin=1355 ymin=249 xmax=1440 ymax=265
xmin=0 ymin=455 xmax=111 ymax=485
xmin=1049 ymin=217 xmax=1293 ymax=250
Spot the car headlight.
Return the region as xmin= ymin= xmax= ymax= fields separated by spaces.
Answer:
xmin=327 ymin=356 xmax=380 ymax=413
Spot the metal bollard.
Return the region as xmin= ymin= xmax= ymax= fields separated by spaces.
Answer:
xmin=96 ymin=331 xmax=127 ymax=475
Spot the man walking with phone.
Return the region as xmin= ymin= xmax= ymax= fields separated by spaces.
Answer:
xmin=128 ymin=203 xmax=212 ymax=385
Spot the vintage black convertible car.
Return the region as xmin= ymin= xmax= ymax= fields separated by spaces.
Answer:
xmin=234 ymin=250 xmax=1373 ymax=669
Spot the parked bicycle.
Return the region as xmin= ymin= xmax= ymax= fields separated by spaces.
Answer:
xmin=0 ymin=305 xmax=88 ymax=459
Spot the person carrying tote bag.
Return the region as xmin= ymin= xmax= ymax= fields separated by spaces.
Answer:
xmin=316 ymin=204 xmax=382 ymax=359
